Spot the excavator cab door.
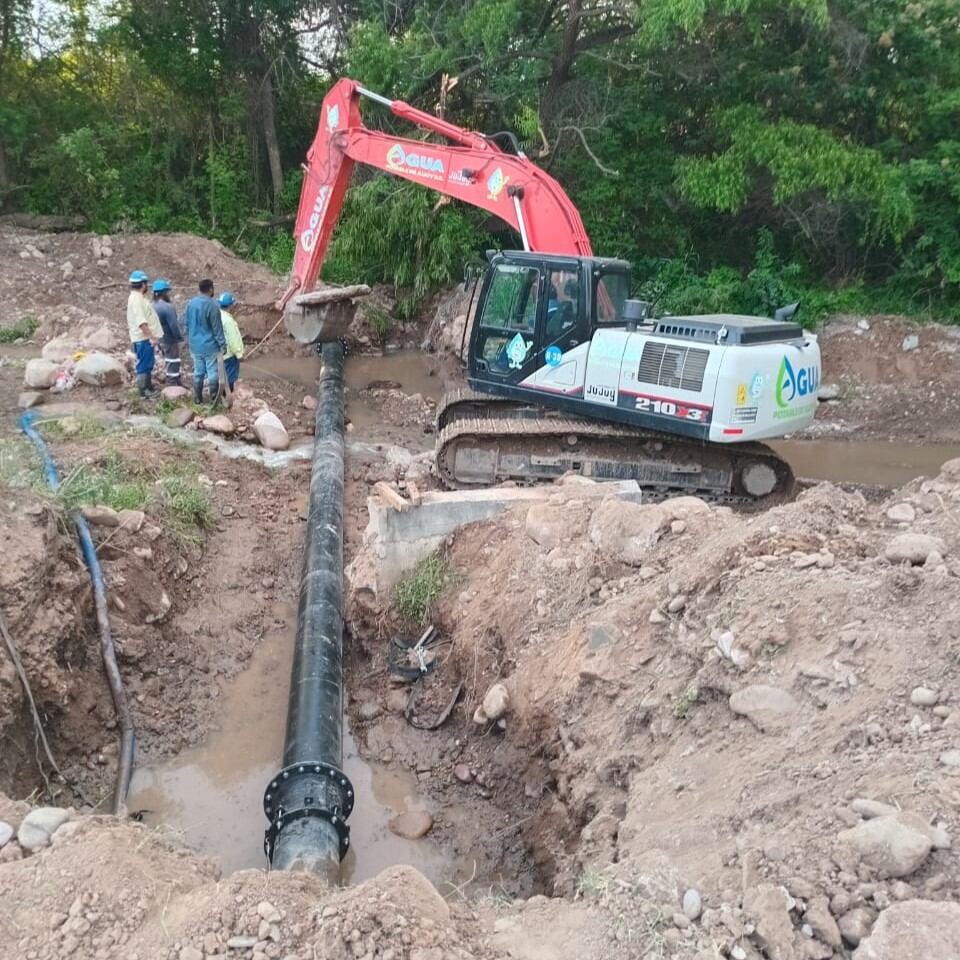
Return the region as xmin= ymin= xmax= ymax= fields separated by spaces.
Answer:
xmin=470 ymin=256 xmax=586 ymax=384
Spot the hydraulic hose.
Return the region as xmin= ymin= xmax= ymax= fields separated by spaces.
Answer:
xmin=19 ymin=410 xmax=136 ymax=815
xmin=263 ymin=341 xmax=353 ymax=881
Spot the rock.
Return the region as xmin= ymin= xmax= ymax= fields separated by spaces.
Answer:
xmin=24 ymin=358 xmax=58 ymax=389
xmin=480 ymin=683 xmax=510 ymax=721
xmin=525 ymin=501 xmax=590 ymax=549
xmin=729 ymin=685 xmax=799 ymax=731
xmin=909 ymin=686 xmax=937 ymax=707
xmin=117 ymin=509 xmax=145 ymax=532
xmin=851 ymin=798 xmax=898 ymax=820
xmin=81 ymin=325 xmax=118 ymax=352
xmin=743 ymin=883 xmax=797 ymax=960
xmin=838 ymin=907 xmax=877 ymax=947
xmin=161 ymin=385 xmax=190 ymax=400
xmin=144 ymin=590 xmax=172 ymax=624
xmin=588 ymin=497 xmax=668 ymax=565
xmin=804 ymin=896 xmax=842 ymax=948
xmin=0 ymin=821 xmax=12 ymax=848
xmin=166 ymin=407 xmax=194 ymax=428
xmin=838 ymin=815 xmax=932 ymax=878
xmin=884 ymin=533 xmax=948 ymax=566
xmin=389 ymin=809 xmax=434 ymax=839
xmin=939 ymin=750 xmax=960 ymax=767
xmin=358 ymin=700 xmax=382 ymax=721
xmin=885 ymin=503 xmax=915 ymax=524
xmin=682 ymin=888 xmax=702 ymax=920
xmin=649 ymin=608 xmax=668 ymax=624
xmin=200 ymin=414 xmax=236 ymax=435
xmin=41 ymin=335 xmax=83 ymax=363
xmin=817 ymin=384 xmax=840 ymax=401
xmin=667 ymin=594 xmax=687 ymax=613
xmin=302 ymin=395 xmax=317 ymax=410
xmin=253 ymin=411 xmax=290 ymax=450
xmin=901 ymin=334 xmax=919 ymax=352
xmin=854 ymin=899 xmax=960 ymax=959
xmin=227 ymin=936 xmax=258 ymax=949
xmin=672 ymin=912 xmax=692 ymax=929
xmin=0 ymin=841 xmax=22 ymax=862
xmin=81 ymin=505 xmax=120 ymax=527
xmin=453 ymin=764 xmax=473 ymax=784
xmin=18 ymin=391 xmax=45 ymax=409
xmin=179 ymin=948 xmax=203 ymax=960
xmin=17 ymin=806 xmax=70 ymax=851
xmin=75 ymin=352 xmax=125 ymax=386
xmin=385 ymin=688 xmax=408 ymax=714
xmin=257 ymin=901 xmax=282 ymax=924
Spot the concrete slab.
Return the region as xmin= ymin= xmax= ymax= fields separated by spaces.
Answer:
xmin=357 ymin=480 xmax=643 ymax=594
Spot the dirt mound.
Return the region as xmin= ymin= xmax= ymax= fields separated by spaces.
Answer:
xmin=0 ymin=226 xmax=282 ymax=344
xmin=346 ymin=458 xmax=960 ymax=957
xmin=0 ymin=811 xmax=496 ymax=960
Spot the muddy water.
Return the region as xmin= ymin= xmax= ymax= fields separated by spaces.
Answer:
xmin=126 ymin=601 xmax=455 ymax=884
xmin=774 ymin=439 xmax=960 ymax=488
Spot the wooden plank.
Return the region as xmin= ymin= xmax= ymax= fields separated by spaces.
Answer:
xmin=374 ymin=481 xmax=411 ymax=513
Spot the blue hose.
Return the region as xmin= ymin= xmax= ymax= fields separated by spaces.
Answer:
xmin=20 ymin=410 xmax=136 ymax=814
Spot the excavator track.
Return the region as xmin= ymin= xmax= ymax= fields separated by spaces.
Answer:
xmin=435 ymin=390 xmax=794 ymax=505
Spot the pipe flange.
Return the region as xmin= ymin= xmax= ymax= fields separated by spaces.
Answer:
xmin=263 ymin=805 xmax=351 ymax=862
xmin=263 ymin=762 xmax=355 ymax=820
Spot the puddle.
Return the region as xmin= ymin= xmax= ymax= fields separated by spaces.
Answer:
xmin=126 ymin=600 xmax=459 ymax=885
xmin=243 ymin=350 xmax=445 ymax=402
xmin=773 ymin=439 xmax=960 ymax=488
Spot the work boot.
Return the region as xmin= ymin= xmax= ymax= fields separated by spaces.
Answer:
xmin=136 ymin=374 xmax=150 ymax=398
xmin=145 ymin=372 xmax=156 ymax=395
xmin=193 ymin=380 xmax=204 ymax=404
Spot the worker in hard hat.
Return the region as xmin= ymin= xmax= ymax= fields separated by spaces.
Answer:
xmin=218 ymin=292 xmax=244 ymax=389
xmin=127 ymin=270 xmax=162 ymax=398
xmin=185 ymin=278 xmax=226 ymax=404
xmin=151 ymin=279 xmax=183 ymax=386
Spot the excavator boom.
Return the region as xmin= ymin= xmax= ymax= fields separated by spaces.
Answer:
xmin=280 ymin=78 xmax=592 ymax=306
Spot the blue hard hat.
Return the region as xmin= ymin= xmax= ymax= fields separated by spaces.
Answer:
xmin=129 ymin=270 xmax=148 ymax=284
xmin=218 ymin=292 xmax=235 ymax=307
xmin=152 ymin=278 xmax=171 ymax=294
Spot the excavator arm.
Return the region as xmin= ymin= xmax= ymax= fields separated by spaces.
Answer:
xmin=278 ymin=78 xmax=593 ymax=307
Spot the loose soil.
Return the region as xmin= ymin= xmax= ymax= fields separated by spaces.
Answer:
xmin=1 ymin=226 xmax=960 ymax=960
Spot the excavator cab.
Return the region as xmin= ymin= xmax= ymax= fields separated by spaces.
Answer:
xmin=469 ymin=251 xmax=631 ymax=389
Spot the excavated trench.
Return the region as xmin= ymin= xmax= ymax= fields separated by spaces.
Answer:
xmin=5 ymin=341 xmax=960 ymax=896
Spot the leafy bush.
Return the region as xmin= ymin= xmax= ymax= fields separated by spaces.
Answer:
xmin=393 ymin=551 xmax=455 ymax=625
xmin=0 ymin=315 xmax=39 ymax=343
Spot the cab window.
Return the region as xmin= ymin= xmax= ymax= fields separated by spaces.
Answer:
xmin=476 ymin=264 xmax=541 ymax=370
xmin=596 ymin=271 xmax=629 ymax=325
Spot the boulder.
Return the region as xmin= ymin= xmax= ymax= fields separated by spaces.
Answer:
xmin=18 ymin=391 xmax=45 ymax=409
xmin=525 ymin=501 xmax=590 ymax=549
xmin=729 ymin=685 xmax=799 ymax=731
xmin=839 ymin=908 xmax=877 ymax=948
xmin=389 ymin=810 xmax=434 ymax=840
xmin=161 ymin=385 xmax=190 ymax=401
xmin=885 ymin=503 xmax=915 ymax=524
xmin=853 ymin=899 xmax=960 ymax=960
xmin=837 ymin=814 xmax=932 ymax=878
xmin=743 ymin=883 xmax=797 ymax=960
xmin=481 ymin=683 xmax=510 ymax=722
xmin=40 ymin=335 xmax=83 ymax=363
xmin=253 ymin=410 xmax=290 ymax=451
xmin=75 ymin=352 xmax=124 ymax=387
xmin=804 ymin=896 xmax=842 ymax=948
xmin=117 ymin=509 xmax=146 ymax=532
xmin=80 ymin=324 xmax=119 ymax=352
xmin=17 ymin=806 xmax=70 ymax=851
xmin=588 ymin=497 xmax=667 ymax=565
xmin=166 ymin=408 xmax=194 ymax=428
xmin=81 ymin=505 xmax=120 ymax=527
xmin=884 ymin=533 xmax=948 ymax=565
xmin=24 ymin=358 xmax=58 ymax=389
xmin=200 ymin=414 xmax=235 ymax=435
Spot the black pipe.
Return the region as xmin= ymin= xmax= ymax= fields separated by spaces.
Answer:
xmin=263 ymin=341 xmax=354 ymax=879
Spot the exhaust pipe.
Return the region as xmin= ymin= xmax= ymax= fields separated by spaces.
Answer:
xmin=263 ymin=342 xmax=354 ymax=880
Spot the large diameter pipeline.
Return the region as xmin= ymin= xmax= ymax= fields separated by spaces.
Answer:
xmin=263 ymin=341 xmax=354 ymax=880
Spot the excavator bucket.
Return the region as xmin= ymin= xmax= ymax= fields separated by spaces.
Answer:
xmin=283 ymin=284 xmax=371 ymax=344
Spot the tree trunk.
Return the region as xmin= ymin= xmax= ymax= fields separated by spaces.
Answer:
xmin=542 ymin=0 xmax=581 ymax=120
xmin=259 ymin=67 xmax=284 ymax=207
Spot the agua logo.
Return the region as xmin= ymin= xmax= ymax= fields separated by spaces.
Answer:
xmin=300 ymin=186 xmax=331 ymax=254
xmin=386 ymin=144 xmax=445 ymax=175
xmin=775 ymin=356 xmax=819 ymax=408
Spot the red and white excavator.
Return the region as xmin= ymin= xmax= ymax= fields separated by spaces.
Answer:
xmin=281 ymin=78 xmax=821 ymax=502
